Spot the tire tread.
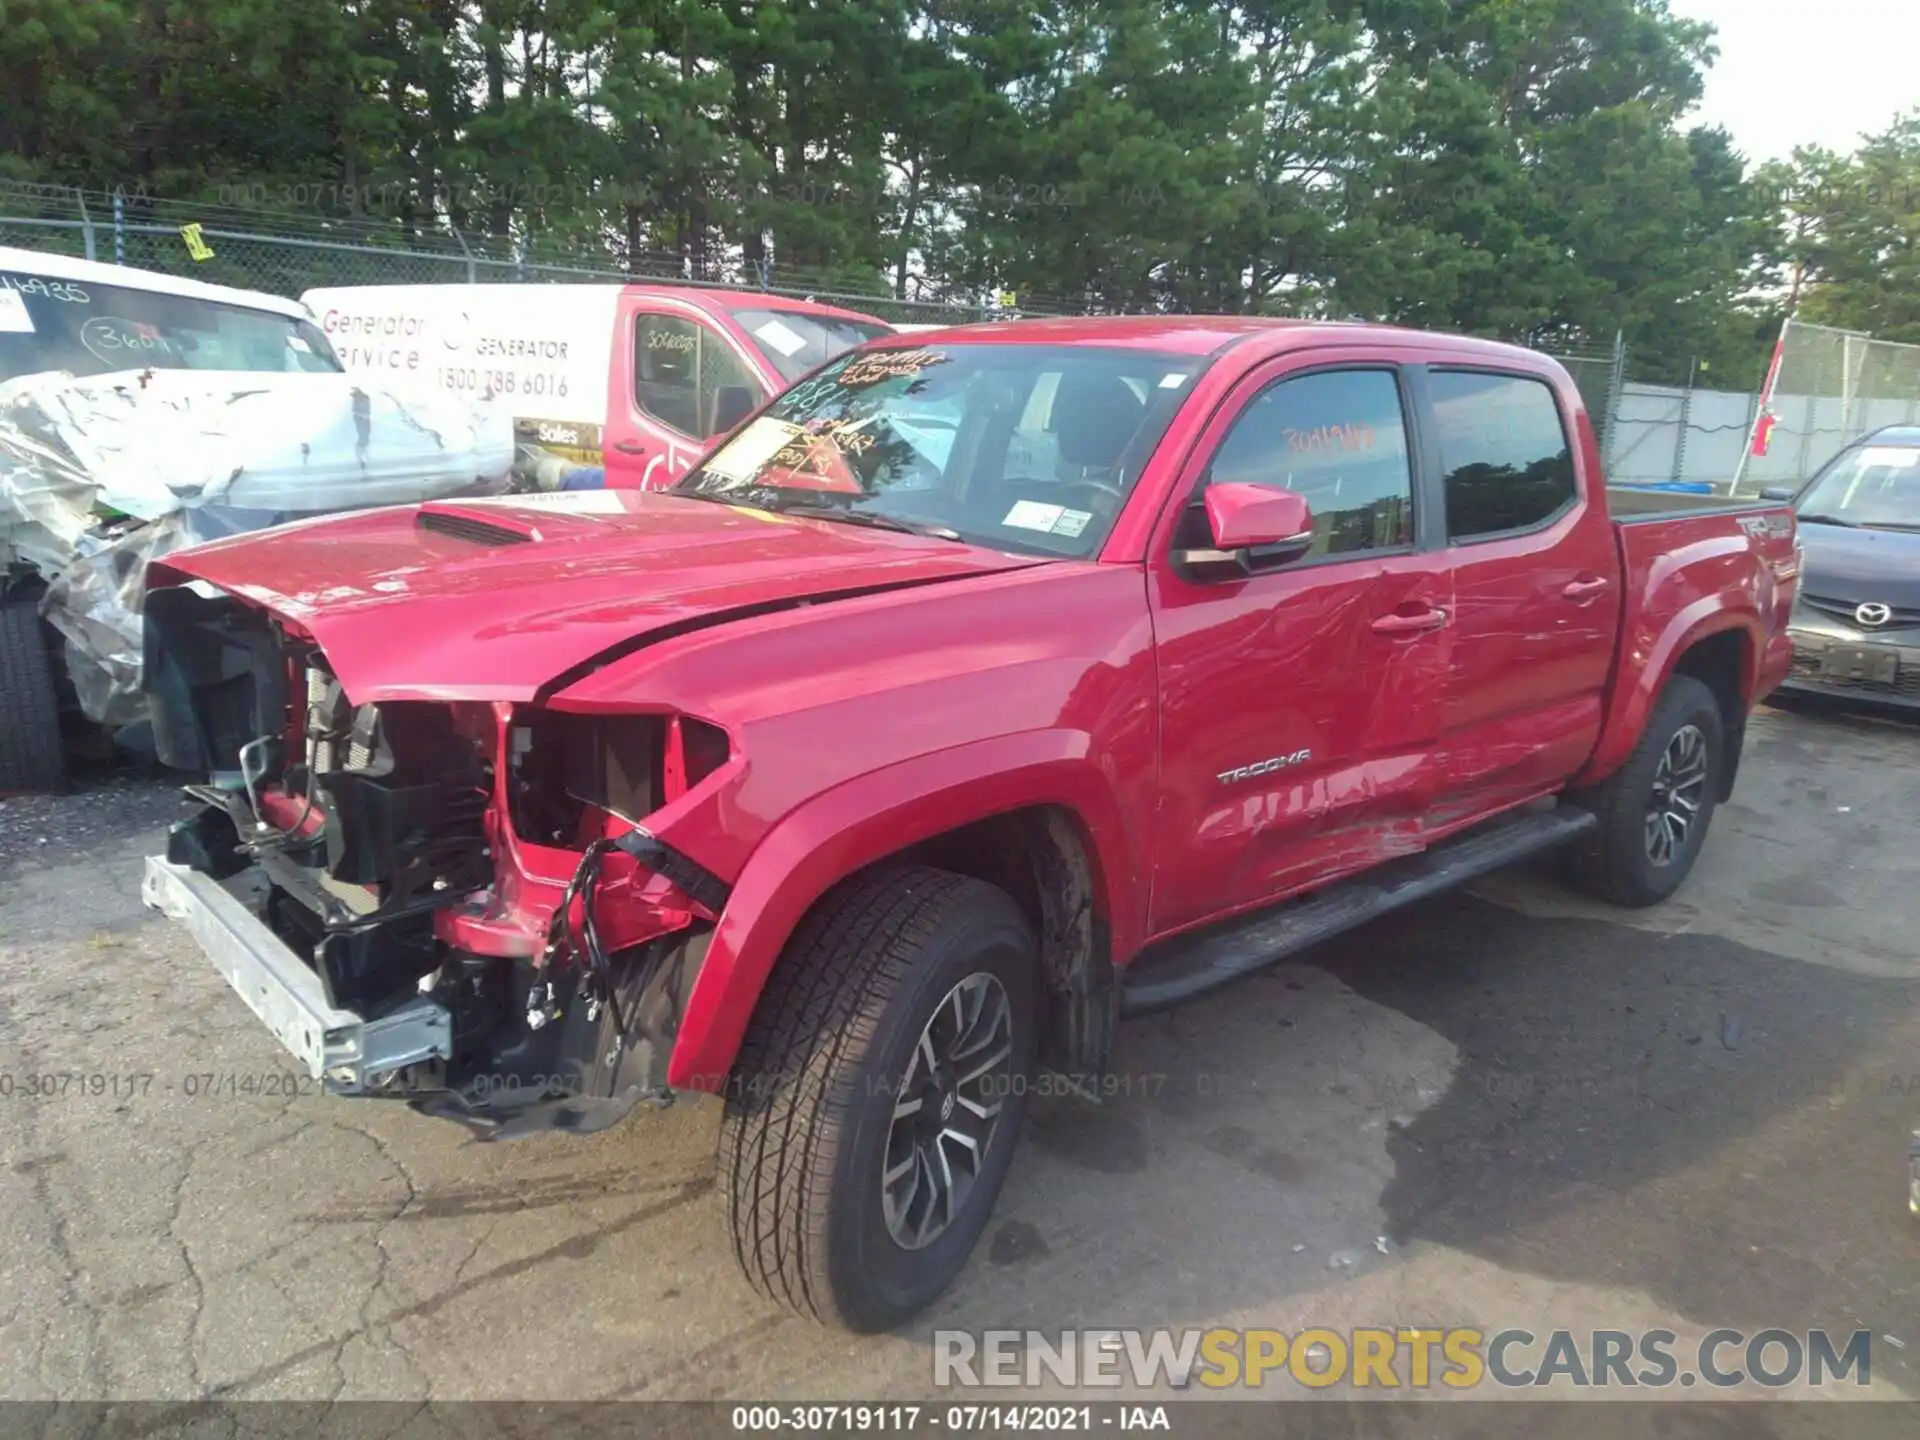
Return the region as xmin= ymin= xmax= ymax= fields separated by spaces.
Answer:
xmin=0 ymin=602 xmax=65 ymax=795
xmin=718 ymin=865 xmax=1004 ymax=1327
xmin=1564 ymin=675 xmax=1721 ymax=907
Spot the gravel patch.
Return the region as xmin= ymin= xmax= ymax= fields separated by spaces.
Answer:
xmin=0 ymin=774 xmax=188 ymax=879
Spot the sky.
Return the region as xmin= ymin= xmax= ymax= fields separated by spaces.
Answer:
xmin=1670 ymin=0 xmax=1919 ymax=162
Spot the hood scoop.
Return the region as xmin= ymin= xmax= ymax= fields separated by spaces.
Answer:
xmin=416 ymin=502 xmax=539 ymax=547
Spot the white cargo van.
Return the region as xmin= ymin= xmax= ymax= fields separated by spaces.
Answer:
xmin=302 ymin=282 xmax=894 ymax=489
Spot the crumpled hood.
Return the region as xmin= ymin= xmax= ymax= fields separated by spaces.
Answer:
xmin=148 ymin=489 xmax=1047 ymax=702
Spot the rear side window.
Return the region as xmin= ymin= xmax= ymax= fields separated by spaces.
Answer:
xmin=1191 ymin=368 xmax=1414 ymax=558
xmin=1430 ymin=371 xmax=1577 ymax=541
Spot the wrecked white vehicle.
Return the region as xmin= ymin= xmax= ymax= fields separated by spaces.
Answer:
xmin=0 ymin=247 xmax=513 ymax=792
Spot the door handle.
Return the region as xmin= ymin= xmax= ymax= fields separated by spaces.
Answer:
xmin=612 ymin=440 xmax=645 ymax=454
xmin=1563 ymin=576 xmax=1611 ymax=601
xmin=1371 ymin=606 xmax=1449 ymax=635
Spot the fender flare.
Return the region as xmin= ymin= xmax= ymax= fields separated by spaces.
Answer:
xmin=1576 ymin=596 xmax=1759 ymax=788
xmin=663 ymin=730 xmax=1141 ymax=1091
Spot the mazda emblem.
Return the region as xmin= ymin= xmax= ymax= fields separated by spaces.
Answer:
xmin=1855 ymin=602 xmax=1893 ymax=628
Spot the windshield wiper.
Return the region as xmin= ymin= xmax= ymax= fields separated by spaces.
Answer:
xmin=774 ymin=502 xmax=964 ymax=542
xmin=1797 ymin=512 xmax=1858 ymax=527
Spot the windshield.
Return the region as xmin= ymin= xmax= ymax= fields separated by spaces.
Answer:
xmin=1795 ymin=443 xmax=1920 ymax=529
xmin=0 ymin=269 xmax=343 ymax=383
xmin=732 ymin=308 xmax=894 ymax=384
xmin=672 ymin=343 xmax=1202 ymax=558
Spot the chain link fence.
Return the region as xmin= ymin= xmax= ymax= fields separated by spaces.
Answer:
xmin=1547 ymin=334 xmax=1630 ymax=465
xmin=1604 ymin=381 xmax=1761 ymax=489
xmin=4 ymin=180 xmax=1636 ymax=405
xmin=1733 ymin=318 xmax=1920 ymax=494
xmin=0 ymin=182 xmax=1025 ymax=326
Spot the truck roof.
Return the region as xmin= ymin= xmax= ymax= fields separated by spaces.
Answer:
xmin=869 ymin=313 xmax=1549 ymax=364
xmin=0 ymin=244 xmax=314 ymax=321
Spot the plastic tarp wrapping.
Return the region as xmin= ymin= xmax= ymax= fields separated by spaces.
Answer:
xmin=0 ymin=369 xmax=515 ymax=728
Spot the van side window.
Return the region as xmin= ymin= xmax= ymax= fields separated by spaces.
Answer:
xmin=1430 ymin=371 xmax=1577 ymax=541
xmin=1181 ymin=368 xmax=1414 ymax=558
xmin=633 ymin=315 xmax=763 ymax=439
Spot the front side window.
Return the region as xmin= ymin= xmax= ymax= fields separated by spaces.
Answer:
xmin=0 ymin=270 xmax=341 ymax=383
xmin=633 ymin=314 xmax=766 ymax=440
xmin=1430 ymin=370 xmax=1577 ymax=541
xmin=1183 ymin=368 xmax=1415 ymax=558
xmin=674 ymin=343 xmax=1201 ymax=558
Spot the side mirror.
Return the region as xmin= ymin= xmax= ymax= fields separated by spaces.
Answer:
xmin=1759 ymin=485 xmax=1798 ymax=503
xmin=711 ymin=385 xmax=760 ymax=436
xmin=1175 ymin=482 xmax=1316 ymax=576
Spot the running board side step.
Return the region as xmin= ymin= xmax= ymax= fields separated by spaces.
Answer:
xmin=1119 ymin=807 xmax=1596 ymax=1015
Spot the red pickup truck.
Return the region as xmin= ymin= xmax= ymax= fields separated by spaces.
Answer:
xmin=139 ymin=317 xmax=1798 ymax=1330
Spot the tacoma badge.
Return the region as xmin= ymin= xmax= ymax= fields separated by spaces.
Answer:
xmin=1217 ymin=750 xmax=1312 ymax=785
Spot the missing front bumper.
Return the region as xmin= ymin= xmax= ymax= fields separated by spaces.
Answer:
xmin=143 ymin=849 xmax=710 ymax=1138
xmin=141 ymin=855 xmax=452 ymax=1091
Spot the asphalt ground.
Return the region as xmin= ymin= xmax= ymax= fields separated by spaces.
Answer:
xmin=1 ymin=699 xmax=1915 ymax=1424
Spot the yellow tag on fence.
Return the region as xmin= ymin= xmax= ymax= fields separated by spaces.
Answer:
xmin=180 ymin=223 xmax=214 ymax=261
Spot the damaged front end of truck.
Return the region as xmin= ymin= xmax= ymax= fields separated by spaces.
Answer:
xmin=138 ymin=579 xmax=733 ymax=1140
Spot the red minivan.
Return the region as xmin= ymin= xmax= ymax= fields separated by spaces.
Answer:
xmin=304 ymin=281 xmax=895 ymax=489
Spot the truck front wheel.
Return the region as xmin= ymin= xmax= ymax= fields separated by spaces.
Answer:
xmin=1564 ymin=675 xmax=1723 ymax=908
xmin=719 ymin=865 xmax=1038 ymax=1331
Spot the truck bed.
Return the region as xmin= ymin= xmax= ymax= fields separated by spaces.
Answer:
xmin=1574 ymin=492 xmax=1799 ymax=788
xmin=1605 ymin=484 xmax=1777 ymax=522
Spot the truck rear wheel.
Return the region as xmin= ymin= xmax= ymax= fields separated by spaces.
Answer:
xmin=719 ymin=865 xmax=1037 ymax=1331
xmin=1563 ymin=675 xmax=1722 ymax=908
xmin=0 ymin=601 xmax=67 ymax=795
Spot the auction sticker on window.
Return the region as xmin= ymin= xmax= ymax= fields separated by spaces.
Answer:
xmin=1860 ymin=447 xmax=1920 ymax=468
xmin=0 ymin=288 xmax=34 ymax=333
xmin=1003 ymin=500 xmax=1093 ymax=538
xmin=754 ymin=318 xmax=809 ymax=358
xmin=701 ymin=416 xmax=806 ymax=484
